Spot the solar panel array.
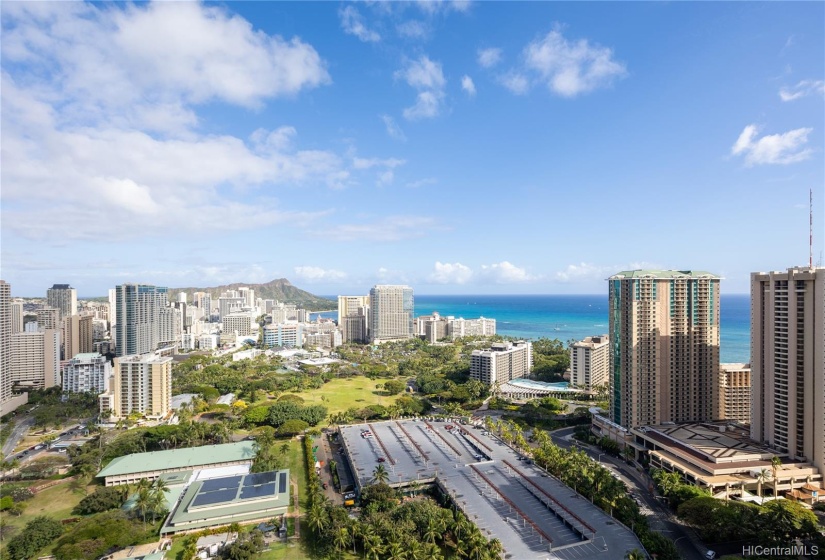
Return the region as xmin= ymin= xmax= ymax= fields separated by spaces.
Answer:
xmin=192 ymin=487 xmax=238 ymax=507
xmin=188 ymin=471 xmax=286 ymax=509
xmin=200 ymin=475 xmax=243 ymax=493
xmin=244 ymin=471 xmax=279 ymax=487
xmin=239 ymin=482 xmax=277 ymax=500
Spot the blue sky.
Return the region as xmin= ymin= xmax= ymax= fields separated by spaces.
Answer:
xmin=1 ymin=1 xmax=823 ymax=297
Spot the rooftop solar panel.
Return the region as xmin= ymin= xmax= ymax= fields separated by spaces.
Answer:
xmin=243 ymin=471 xmax=278 ymax=487
xmin=191 ymin=487 xmax=238 ymax=507
xmin=278 ymin=472 xmax=287 ymax=494
xmin=239 ymin=482 xmax=276 ymax=500
xmin=200 ymin=475 xmax=242 ymax=493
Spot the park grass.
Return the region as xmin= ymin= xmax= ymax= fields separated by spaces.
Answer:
xmin=289 ymin=376 xmax=403 ymax=423
xmin=3 ymin=479 xmax=91 ymax=534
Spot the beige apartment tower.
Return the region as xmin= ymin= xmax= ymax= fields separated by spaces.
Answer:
xmin=608 ymin=270 xmax=720 ymax=428
xmin=62 ymin=313 xmax=94 ymax=360
xmin=715 ymin=363 xmax=752 ymax=423
xmin=369 ymin=285 xmax=414 ymax=342
xmin=750 ymin=266 xmax=825 ymax=472
xmin=102 ymin=354 xmax=173 ymax=420
xmin=570 ymin=335 xmax=610 ymax=390
xmin=338 ymin=295 xmax=370 ymax=343
xmin=470 ymin=341 xmax=533 ymax=387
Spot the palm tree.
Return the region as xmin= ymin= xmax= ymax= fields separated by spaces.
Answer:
xmin=771 ymin=456 xmax=782 ymax=498
xmin=372 ymin=464 xmax=389 ymax=484
xmin=363 ymin=532 xmax=383 ymax=560
xmin=384 ymin=539 xmax=405 ymax=560
xmin=487 ymin=538 xmax=504 ymax=559
xmin=135 ymin=486 xmax=152 ymax=527
xmin=306 ymin=503 xmax=328 ymax=535
xmin=280 ymin=442 xmax=290 ymax=456
xmin=406 ymin=538 xmax=426 ymax=560
xmin=625 ymin=549 xmax=646 ymax=560
xmin=333 ymin=526 xmax=350 ymax=555
xmin=756 ymin=468 xmax=771 ymax=498
xmin=424 ymin=518 xmax=440 ymax=545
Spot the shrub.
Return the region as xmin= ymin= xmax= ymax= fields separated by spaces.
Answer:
xmin=5 ymin=516 xmax=63 ymax=560
xmin=73 ymin=486 xmax=128 ymax=515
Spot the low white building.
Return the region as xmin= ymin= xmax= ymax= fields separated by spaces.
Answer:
xmin=62 ymin=352 xmax=111 ymax=394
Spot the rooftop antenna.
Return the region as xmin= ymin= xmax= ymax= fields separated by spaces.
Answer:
xmin=810 ymin=188 xmax=814 ymax=269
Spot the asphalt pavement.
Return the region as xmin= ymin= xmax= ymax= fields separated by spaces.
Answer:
xmin=550 ymin=427 xmax=706 ymax=560
xmin=3 ymin=417 xmax=34 ymax=458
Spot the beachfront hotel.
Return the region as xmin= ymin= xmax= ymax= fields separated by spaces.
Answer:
xmin=570 ymin=335 xmax=610 ymax=390
xmin=750 ymin=266 xmax=825 ymax=473
xmin=608 ymin=270 xmax=720 ymax=429
xmin=369 ymin=285 xmax=414 ymax=342
xmin=470 ymin=341 xmax=533 ymax=387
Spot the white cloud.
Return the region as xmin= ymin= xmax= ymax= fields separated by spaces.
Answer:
xmin=0 ymin=3 xmax=383 ymax=243
xmin=479 ymin=261 xmax=537 ymax=283
xmin=377 ymin=170 xmax=395 ymax=187
xmin=405 ymin=178 xmax=437 ymax=188
xmin=339 ymin=6 xmax=381 ymax=43
xmin=396 ymin=20 xmax=429 ymax=39
xmin=294 ymin=266 xmax=348 ymax=282
xmin=380 ymin=114 xmax=407 ymax=141
xmin=499 ymin=73 xmax=530 ymax=95
xmin=429 ymin=262 xmax=473 ymax=284
xmin=779 ymin=80 xmax=825 ymax=102
xmin=554 ymin=261 xmax=662 ymax=283
xmin=731 ymin=124 xmax=813 ymax=166
xmin=415 ymin=0 xmax=471 ymax=15
xmin=522 ymin=28 xmax=626 ymax=97
xmin=316 ymin=216 xmax=441 ymax=242
xmin=477 ymin=47 xmax=503 ymax=68
xmin=461 ymin=75 xmax=476 ymax=96
xmin=396 ymin=56 xmax=447 ymax=120
xmin=352 ymin=157 xmax=406 ymax=170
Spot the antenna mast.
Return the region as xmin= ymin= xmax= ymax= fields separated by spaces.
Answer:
xmin=810 ymin=188 xmax=814 ymax=269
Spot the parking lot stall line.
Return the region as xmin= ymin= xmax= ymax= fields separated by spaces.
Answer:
xmin=414 ymin=424 xmax=458 ymax=461
xmin=469 ymin=464 xmax=554 ymax=548
xmin=423 ymin=421 xmax=464 ymax=457
xmin=395 ymin=422 xmax=430 ymax=463
xmin=366 ymin=423 xmax=395 ymax=466
xmin=459 ymin=427 xmax=494 ymax=453
xmin=503 ymin=460 xmax=597 ymax=538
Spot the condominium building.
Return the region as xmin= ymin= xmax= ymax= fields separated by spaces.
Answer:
xmin=750 ymin=266 xmax=825 ymax=472
xmin=62 ymin=353 xmax=111 ymax=394
xmin=222 ymin=312 xmax=256 ymax=337
xmin=470 ymin=341 xmax=533 ymax=386
xmin=10 ymin=329 xmax=61 ymax=389
xmin=198 ymin=334 xmax=219 ymax=351
xmin=114 ymin=284 xmax=171 ymax=357
xmin=36 ymin=306 xmax=60 ymax=330
xmin=47 ymin=284 xmax=77 ymax=319
xmin=62 ymin=313 xmax=94 ymax=359
xmin=608 ymin=270 xmax=720 ymax=429
xmin=11 ymin=302 xmax=24 ymax=334
xmin=448 ymin=317 xmax=496 ymax=339
xmin=715 ymin=363 xmax=751 ymax=423
xmin=218 ymin=296 xmax=244 ymax=320
xmin=338 ymin=295 xmax=370 ymax=343
xmin=263 ymin=323 xmax=303 ymax=348
xmin=416 ymin=312 xmax=448 ymax=343
xmin=570 ymin=335 xmax=610 ymax=390
xmin=100 ymin=353 xmax=173 ymax=419
xmin=0 ymin=281 xmax=12 ymax=408
xmin=369 ymin=285 xmax=413 ymax=342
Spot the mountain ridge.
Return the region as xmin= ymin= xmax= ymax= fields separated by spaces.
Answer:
xmin=171 ymin=278 xmax=335 ymax=311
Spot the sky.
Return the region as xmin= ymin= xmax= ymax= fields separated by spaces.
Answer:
xmin=1 ymin=1 xmax=823 ymax=297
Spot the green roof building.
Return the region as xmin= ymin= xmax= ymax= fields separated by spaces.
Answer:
xmin=97 ymin=442 xmax=256 ymax=486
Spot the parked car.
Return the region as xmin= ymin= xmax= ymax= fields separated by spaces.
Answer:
xmin=377 ymin=457 xmax=386 ymax=463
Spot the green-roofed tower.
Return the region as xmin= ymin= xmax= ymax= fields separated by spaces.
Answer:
xmin=608 ymin=269 xmax=721 ymax=428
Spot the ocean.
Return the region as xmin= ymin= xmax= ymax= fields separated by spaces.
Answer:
xmin=312 ymin=294 xmax=751 ymax=364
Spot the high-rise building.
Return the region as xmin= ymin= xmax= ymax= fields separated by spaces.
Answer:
xmin=114 ymin=284 xmax=170 ymax=357
xmin=10 ymin=329 xmax=61 ymax=389
xmin=263 ymin=323 xmax=303 ymax=348
xmin=36 ymin=306 xmax=60 ymax=330
xmin=470 ymin=341 xmax=533 ymax=386
xmin=447 ymin=317 xmax=496 ymax=339
xmin=100 ymin=353 xmax=173 ymax=419
xmin=0 ymin=281 xmax=13 ymax=408
xmin=416 ymin=312 xmax=448 ymax=343
xmin=608 ymin=270 xmax=720 ymax=428
xmin=218 ymin=296 xmax=244 ymax=320
xmin=222 ymin=312 xmax=256 ymax=337
xmin=62 ymin=313 xmax=94 ymax=359
xmin=10 ymin=302 xmax=24 ymax=334
xmin=570 ymin=335 xmax=610 ymax=390
xmin=715 ymin=363 xmax=751 ymax=423
xmin=369 ymin=285 xmax=413 ymax=342
xmin=750 ymin=266 xmax=825 ymax=472
xmin=47 ymin=284 xmax=77 ymax=319
xmin=62 ymin=353 xmax=111 ymax=394
xmin=338 ymin=295 xmax=372 ymax=343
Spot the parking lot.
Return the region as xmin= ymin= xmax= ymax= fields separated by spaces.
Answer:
xmin=338 ymin=420 xmax=644 ymax=559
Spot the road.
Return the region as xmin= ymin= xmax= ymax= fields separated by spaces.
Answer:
xmin=550 ymin=427 xmax=706 ymax=560
xmin=3 ymin=416 xmax=34 ymax=458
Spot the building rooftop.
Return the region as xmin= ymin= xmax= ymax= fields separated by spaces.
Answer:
xmin=609 ymin=269 xmax=719 ymax=279
xmin=636 ymin=423 xmax=774 ymax=464
xmin=97 ymin=442 xmax=256 ymax=479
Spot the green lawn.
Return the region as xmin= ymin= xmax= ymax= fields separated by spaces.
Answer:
xmin=3 ymin=479 xmax=90 ymax=534
xmin=290 ymin=376 xmax=404 ymax=422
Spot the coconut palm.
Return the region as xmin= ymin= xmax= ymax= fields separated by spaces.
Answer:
xmin=487 ymin=538 xmax=504 ymax=559
xmin=625 ymin=549 xmax=646 ymax=560
xmin=372 ymin=464 xmax=390 ymax=484
xmin=363 ymin=532 xmax=383 ymax=560
xmin=135 ymin=486 xmax=152 ymax=527
xmin=756 ymin=468 xmax=771 ymax=498
xmin=333 ymin=526 xmax=350 ymax=555
xmin=771 ymin=456 xmax=782 ymax=497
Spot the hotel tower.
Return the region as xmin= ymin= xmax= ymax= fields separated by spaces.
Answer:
xmin=608 ymin=270 xmax=720 ymax=428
